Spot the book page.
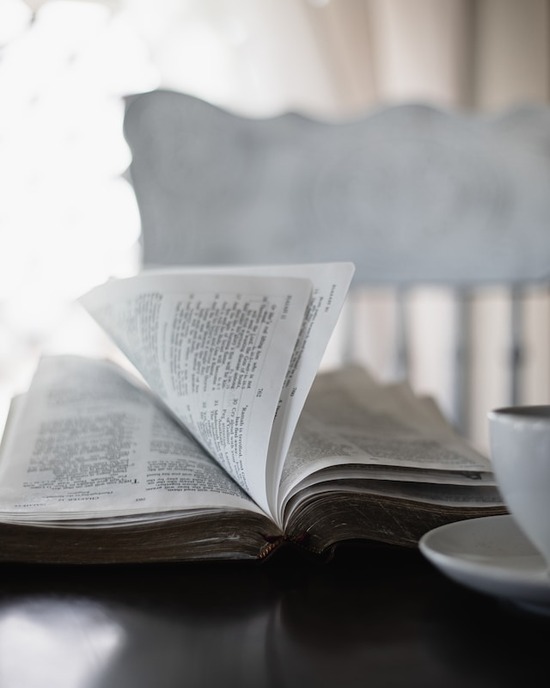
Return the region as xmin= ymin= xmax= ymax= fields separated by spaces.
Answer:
xmin=250 ymin=264 xmax=355 ymax=518
xmin=80 ymin=272 xmax=313 ymax=516
xmin=0 ymin=357 xmax=265 ymax=522
xmin=278 ymin=365 xmax=496 ymax=520
xmin=140 ymin=263 xmax=355 ymax=519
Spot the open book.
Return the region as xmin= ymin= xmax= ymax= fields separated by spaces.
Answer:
xmin=0 ymin=263 xmax=505 ymax=563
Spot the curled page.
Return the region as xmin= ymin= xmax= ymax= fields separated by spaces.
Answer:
xmin=80 ymin=271 xmax=312 ymax=516
xmin=132 ymin=263 xmax=355 ymax=522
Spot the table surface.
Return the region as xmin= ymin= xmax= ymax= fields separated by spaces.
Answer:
xmin=0 ymin=542 xmax=547 ymax=688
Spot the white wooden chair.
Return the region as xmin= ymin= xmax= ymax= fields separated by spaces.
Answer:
xmin=122 ymin=90 xmax=550 ymax=444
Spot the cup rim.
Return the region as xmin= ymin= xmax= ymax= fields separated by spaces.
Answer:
xmin=489 ymin=405 xmax=550 ymax=422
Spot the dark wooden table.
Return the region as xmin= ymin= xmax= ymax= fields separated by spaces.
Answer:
xmin=0 ymin=543 xmax=547 ymax=687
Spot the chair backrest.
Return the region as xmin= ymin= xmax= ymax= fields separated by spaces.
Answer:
xmin=123 ymin=90 xmax=550 ymax=441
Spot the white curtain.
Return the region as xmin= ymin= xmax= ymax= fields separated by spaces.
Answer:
xmin=114 ymin=0 xmax=549 ymax=115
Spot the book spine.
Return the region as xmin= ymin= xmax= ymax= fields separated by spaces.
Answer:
xmin=259 ymin=535 xmax=283 ymax=559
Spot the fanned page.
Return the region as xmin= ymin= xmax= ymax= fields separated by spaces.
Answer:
xmin=79 ymin=270 xmax=323 ymax=517
xmin=142 ymin=263 xmax=355 ymax=520
xmin=248 ymin=264 xmax=354 ymax=518
xmin=0 ymin=356 xmax=266 ymax=524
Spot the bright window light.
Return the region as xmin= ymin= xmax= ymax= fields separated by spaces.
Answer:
xmin=0 ymin=0 xmax=158 ymax=427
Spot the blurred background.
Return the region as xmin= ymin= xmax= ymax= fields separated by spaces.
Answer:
xmin=0 ymin=0 xmax=549 ymax=448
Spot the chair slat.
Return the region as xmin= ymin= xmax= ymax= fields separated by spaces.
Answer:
xmin=394 ymin=288 xmax=410 ymax=381
xmin=509 ymin=286 xmax=524 ymax=407
xmin=451 ymin=290 xmax=472 ymax=436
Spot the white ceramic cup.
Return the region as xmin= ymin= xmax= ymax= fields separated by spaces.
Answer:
xmin=488 ymin=405 xmax=550 ymax=566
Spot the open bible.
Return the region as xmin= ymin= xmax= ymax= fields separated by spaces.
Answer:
xmin=0 ymin=263 xmax=505 ymax=563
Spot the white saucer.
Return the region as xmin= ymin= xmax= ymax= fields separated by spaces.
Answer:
xmin=419 ymin=514 xmax=550 ymax=615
